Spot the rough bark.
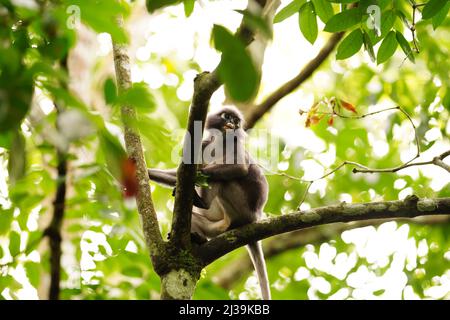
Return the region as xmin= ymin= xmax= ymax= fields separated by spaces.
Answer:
xmin=112 ymin=18 xmax=164 ymax=259
xmin=170 ymin=0 xmax=269 ymax=249
xmin=195 ymin=196 xmax=450 ymax=265
xmin=170 ymin=72 xmax=221 ymax=249
xmin=214 ymin=216 xmax=450 ymax=289
xmin=45 ymin=150 xmax=67 ymax=300
xmin=160 ymin=269 xmax=198 ymax=300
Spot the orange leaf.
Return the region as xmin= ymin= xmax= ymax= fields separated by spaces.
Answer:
xmin=340 ymin=100 xmax=357 ymax=114
xmin=305 ymin=114 xmax=324 ymax=127
xmin=327 ymin=116 xmax=334 ymax=126
xmin=305 ymin=117 xmax=311 ymax=127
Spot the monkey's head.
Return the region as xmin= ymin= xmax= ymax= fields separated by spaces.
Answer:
xmin=206 ymin=106 xmax=244 ymax=133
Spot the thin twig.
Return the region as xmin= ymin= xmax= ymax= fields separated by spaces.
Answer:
xmin=244 ymin=32 xmax=345 ymax=129
xmin=258 ymin=104 xmax=448 ymax=208
xmin=45 ymin=57 xmax=69 ymax=301
xmin=45 ymin=149 xmax=67 ymax=300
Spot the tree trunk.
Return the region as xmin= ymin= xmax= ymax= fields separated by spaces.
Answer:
xmin=160 ymin=268 xmax=199 ymax=300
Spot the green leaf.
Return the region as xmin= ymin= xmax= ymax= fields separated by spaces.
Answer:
xmin=183 ymin=0 xmax=195 ymax=17
xmin=24 ymin=262 xmax=40 ymax=287
xmin=99 ymin=130 xmax=127 ymax=181
xmin=9 ymin=231 xmax=21 ymax=257
xmin=236 ymin=9 xmax=273 ymax=39
xmin=299 ymin=2 xmax=318 ymax=44
xmin=45 ymin=85 xmax=87 ymax=110
xmin=443 ymin=88 xmax=450 ymax=111
xmin=25 ymin=231 xmax=43 ymax=254
xmin=213 ymin=25 xmax=259 ymax=102
xmin=432 ymin=2 xmax=450 ymax=29
xmin=0 ymin=209 xmax=14 ymax=235
xmin=7 ymin=131 xmax=26 ymax=185
xmin=324 ymin=8 xmax=362 ymax=32
xmin=311 ymin=0 xmax=334 ymax=23
xmin=422 ymin=0 xmax=449 ymax=19
xmin=274 ymin=0 xmax=307 ymax=23
xmin=395 ymin=31 xmax=415 ymax=63
xmin=380 ymin=10 xmax=396 ymax=38
xmin=68 ymin=0 xmax=130 ymax=44
xmin=376 ymin=30 xmax=397 ymax=64
xmin=103 ymin=78 xmax=118 ymax=105
xmin=327 ymin=0 xmax=358 ymax=3
xmin=0 ymin=132 xmax=13 ymax=149
xmin=363 ymin=30 xmax=376 ymax=62
xmin=122 ymin=266 xmax=143 ymax=278
xmin=336 ymin=28 xmax=363 ymax=60
xmin=146 ymin=0 xmax=180 ymax=13
xmin=117 ymin=83 xmax=156 ymax=113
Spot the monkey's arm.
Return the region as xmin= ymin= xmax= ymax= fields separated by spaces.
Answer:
xmin=201 ymin=163 xmax=249 ymax=181
xmin=148 ymin=168 xmax=177 ymax=187
xmin=148 ymin=168 xmax=209 ymax=209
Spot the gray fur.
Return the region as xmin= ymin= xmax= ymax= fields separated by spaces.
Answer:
xmin=149 ymin=107 xmax=271 ymax=300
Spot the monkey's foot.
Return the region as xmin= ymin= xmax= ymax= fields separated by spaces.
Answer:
xmin=191 ymin=232 xmax=208 ymax=245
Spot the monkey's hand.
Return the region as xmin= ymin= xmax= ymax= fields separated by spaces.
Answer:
xmin=171 ymin=187 xmax=209 ymax=209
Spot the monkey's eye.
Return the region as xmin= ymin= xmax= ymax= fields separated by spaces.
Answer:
xmin=220 ymin=113 xmax=227 ymax=120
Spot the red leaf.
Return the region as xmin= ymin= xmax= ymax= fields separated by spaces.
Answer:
xmin=305 ymin=117 xmax=311 ymax=127
xmin=305 ymin=115 xmax=324 ymax=127
xmin=327 ymin=116 xmax=334 ymax=126
xmin=121 ymin=158 xmax=138 ymax=198
xmin=340 ymin=100 xmax=357 ymax=114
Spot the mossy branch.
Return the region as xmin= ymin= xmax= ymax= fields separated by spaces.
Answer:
xmin=112 ymin=16 xmax=163 ymax=257
xmin=196 ymin=196 xmax=450 ymax=265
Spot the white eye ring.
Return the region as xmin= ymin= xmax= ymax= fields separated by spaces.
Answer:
xmin=221 ymin=113 xmax=227 ymax=119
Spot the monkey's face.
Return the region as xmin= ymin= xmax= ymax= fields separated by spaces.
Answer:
xmin=206 ymin=108 xmax=243 ymax=132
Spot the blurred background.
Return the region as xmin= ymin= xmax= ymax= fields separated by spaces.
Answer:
xmin=0 ymin=0 xmax=449 ymax=299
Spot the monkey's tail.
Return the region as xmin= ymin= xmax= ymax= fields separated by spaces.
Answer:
xmin=247 ymin=241 xmax=271 ymax=300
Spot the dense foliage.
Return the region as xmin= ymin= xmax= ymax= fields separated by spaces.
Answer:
xmin=0 ymin=0 xmax=449 ymax=299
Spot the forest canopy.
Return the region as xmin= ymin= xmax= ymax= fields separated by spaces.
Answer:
xmin=0 ymin=0 xmax=449 ymax=300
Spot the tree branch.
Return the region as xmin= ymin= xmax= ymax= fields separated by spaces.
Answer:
xmin=169 ymin=0 xmax=269 ymax=249
xmin=196 ymin=196 xmax=450 ymax=265
xmin=112 ymin=17 xmax=164 ymax=257
xmin=170 ymin=72 xmax=220 ymax=248
xmin=214 ymin=215 xmax=450 ymax=289
xmin=244 ymin=32 xmax=345 ymax=129
xmin=44 ymin=57 xmax=69 ymax=301
xmin=44 ymin=150 xmax=67 ymax=300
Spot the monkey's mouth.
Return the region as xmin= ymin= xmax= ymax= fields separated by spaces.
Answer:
xmin=223 ymin=122 xmax=235 ymax=130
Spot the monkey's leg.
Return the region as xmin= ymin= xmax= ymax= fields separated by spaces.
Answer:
xmin=191 ymin=212 xmax=230 ymax=239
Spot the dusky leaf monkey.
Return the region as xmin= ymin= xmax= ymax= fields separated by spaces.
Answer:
xmin=148 ymin=106 xmax=271 ymax=300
